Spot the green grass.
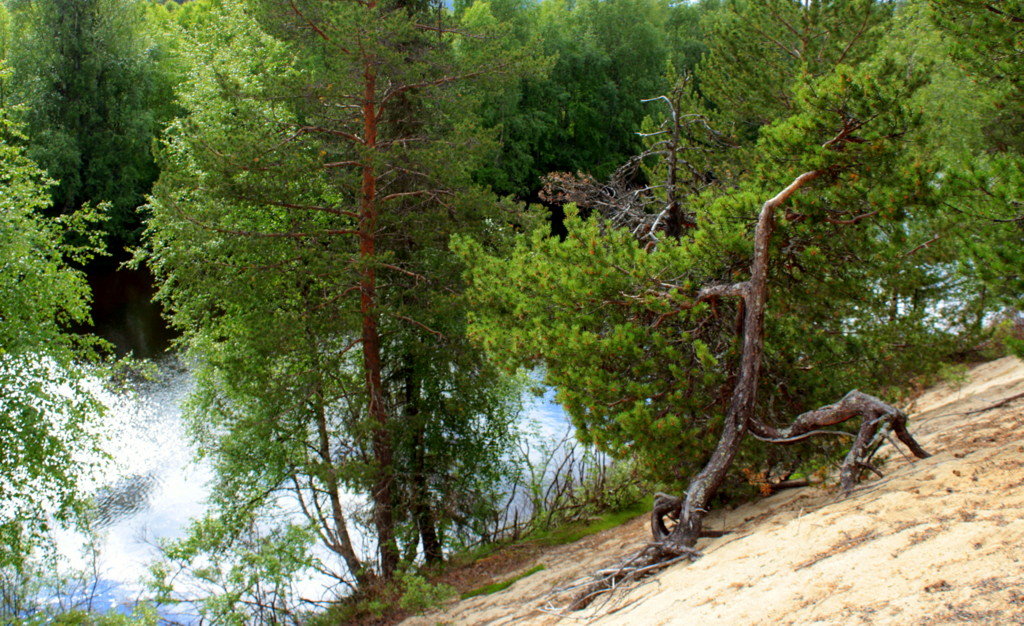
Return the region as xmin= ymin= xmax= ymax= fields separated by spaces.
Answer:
xmin=460 ymin=564 xmax=547 ymax=599
xmin=446 ymin=496 xmax=653 ymax=570
xmin=528 ymin=496 xmax=653 ymax=547
xmin=456 ymin=499 xmax=652 ymax=600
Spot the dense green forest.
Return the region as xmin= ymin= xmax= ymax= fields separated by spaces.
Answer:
xmin=1 ymin=0 xmax=1023 ymax=622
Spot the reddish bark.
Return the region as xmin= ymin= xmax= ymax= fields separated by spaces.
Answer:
xmin=358 ymin=33 xmax=399 ymax=579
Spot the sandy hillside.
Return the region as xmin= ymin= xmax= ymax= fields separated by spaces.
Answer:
xmin=406 ymin=356 xmax=1024 ymax=625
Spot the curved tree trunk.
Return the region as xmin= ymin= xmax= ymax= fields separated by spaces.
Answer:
xmin=313 ymin=392 xmax=370 ymax=587
xmin=662 ymin=170 xmax=823 ymax=551
xmin=569 ymin=165 xmax=932 ymax=611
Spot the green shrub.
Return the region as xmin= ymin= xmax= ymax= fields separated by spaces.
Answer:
xmin=397 ymin=572 xmax=456 ymax=614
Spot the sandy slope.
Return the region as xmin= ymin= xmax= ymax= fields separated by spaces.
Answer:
xmin=406 ymin=356 xmax=1024 ymax=625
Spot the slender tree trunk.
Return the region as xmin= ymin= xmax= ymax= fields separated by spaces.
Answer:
xmin=403 ymin=367 xmax=443 ymax=564
xmin=359 ymin=41 xmax=399 ymax=580
xmin=413 ymin=431 xmax=443 ymax=564
xmin=312 ymin=389 xmax=368 ymax=586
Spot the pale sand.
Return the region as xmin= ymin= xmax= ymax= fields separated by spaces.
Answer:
xmin=406 ymin=356 xmax=1024 ymax=625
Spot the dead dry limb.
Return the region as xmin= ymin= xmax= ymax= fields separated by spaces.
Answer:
xmin=564 ymin=546 xmax=699 ymax=612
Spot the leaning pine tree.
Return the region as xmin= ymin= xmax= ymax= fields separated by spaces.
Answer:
xmin=460 ymin=3 xmax=957 ymax=608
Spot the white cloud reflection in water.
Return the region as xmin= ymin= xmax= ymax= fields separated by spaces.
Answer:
xmin=48 ymin=358 xmax=572 ymax=621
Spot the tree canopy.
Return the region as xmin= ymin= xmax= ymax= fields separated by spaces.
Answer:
xmin=144 ymin=0 xmax=529 ymax=605
xmin=5 ymin=0 xmax=170 ymax=255
xmin=463 ymin=0 xmax=959 ymax=487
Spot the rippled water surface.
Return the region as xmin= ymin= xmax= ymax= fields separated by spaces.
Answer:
xmin=55 ymin=357 xmax=571 ymax=620
xmin=54 ymin=356 xmax=206 ymax=616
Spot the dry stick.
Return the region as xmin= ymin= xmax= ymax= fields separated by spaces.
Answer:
xmin=771 ymin=479 xmax=811 ymax=492
xmin=883 ymin=431 xmax=915 ymax=464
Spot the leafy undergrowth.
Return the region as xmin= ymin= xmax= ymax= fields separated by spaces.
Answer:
xmin=427 ymin=496 xmax=653 ymax=607
xmin=528 ymin=496 xmax=653 ymax=547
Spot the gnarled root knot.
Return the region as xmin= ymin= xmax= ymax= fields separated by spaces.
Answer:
xmin=746 ymin=390 xmax=929 ymax=492
xmin=652 ymin=492 xmax=730 ymax=543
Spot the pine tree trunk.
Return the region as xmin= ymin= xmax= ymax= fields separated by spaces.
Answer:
xmin=359 ymin=47 xmax=399 ymax=580
xmin=414 ymin=473 xmax=443 ymax=564
xmin=665 ymin=170 xmax=822 ymax=550
xmin=402 ymin=364 xmax=444 ymax=564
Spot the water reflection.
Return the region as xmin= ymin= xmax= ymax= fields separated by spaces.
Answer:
xmin=91 ymin=471 xmax=160 ymax=529
xmin=55 ymin=355 xmax=206 ymax=617
xmin=65 ymin=269 xmax=574 ymax=619
xmin=55 ymin=357 xmax=573 ymax=621
xmin=84 ymin=268 xmax=177 ymax=358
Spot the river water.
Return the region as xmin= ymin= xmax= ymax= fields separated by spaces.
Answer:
xmin=48 ymin=268 xmax=574 ymax=618
xmin=52 ymin=357 xmax=205 ymax=617
xmin=56 ymin=352 xmax=571 ymax=619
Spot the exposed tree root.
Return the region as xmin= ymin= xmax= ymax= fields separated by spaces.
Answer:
xmin=560 ymin=391 xmax=930 ymax=612
xmin=651 ymin=493 xmax=732 ymax=542
xmin=926 ymin=391 xmax=1024 ymax=420
xmin=748 ymin=390 xmax=931 ymax=492
xmin=563 ymin=543 xmax=701 ymax=612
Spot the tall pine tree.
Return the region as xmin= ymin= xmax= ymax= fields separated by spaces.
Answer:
xmin=146 ymin=0 xmax=526 ymax=596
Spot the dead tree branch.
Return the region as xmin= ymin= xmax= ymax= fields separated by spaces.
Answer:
xmin=541 ymin=81 xmax=729 ymax=249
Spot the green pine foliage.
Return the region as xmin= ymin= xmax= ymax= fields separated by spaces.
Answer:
xmin=144 ymin=0 xmax=529 ymax=600
xmin=700 ymin=0 xmax=894 ymax=133
xmin=931 ymin=0 xmax=1024 ymax=149
xmin=0 ymin=5 xmax=10 ymax=62
xmin=929 ymin=0 xmax=1024 ymax=339
xmin=460 ymin=4 xmax=960 ymax=488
